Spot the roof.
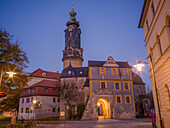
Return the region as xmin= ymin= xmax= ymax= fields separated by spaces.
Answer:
xmin=26 ymin=80 xmax=59 ymax=88
xmin=29 ymin=68 xmax=61 ymax=80
xmin=138 ymin=0 xmax=151 ymax=28
xmin=61 ymin=62 xmax=88 ymax=78
xmin=132 ymin=72 xmax=145 ymax=85
xmin=88 ymin=61 xmax=132 ymax=68
xmin=20 ymin=80 xmax=60 ymax=97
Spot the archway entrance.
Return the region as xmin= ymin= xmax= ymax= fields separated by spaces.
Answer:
xmin=97 ymin=98 xmax=111 ymax=119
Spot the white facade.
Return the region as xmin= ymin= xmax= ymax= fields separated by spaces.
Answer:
xmin=18 ymin=96 xmax=60 ymax=119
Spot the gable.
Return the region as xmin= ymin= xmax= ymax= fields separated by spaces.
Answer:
xmin=30 ymin=68 xmax=60 ymax=80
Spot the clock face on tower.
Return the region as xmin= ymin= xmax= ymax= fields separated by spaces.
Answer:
xmin=68 ymin=27 xmax=72 ymax=31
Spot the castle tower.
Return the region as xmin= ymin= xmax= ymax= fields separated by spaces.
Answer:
xmin=62 ymin=8 xmax=83 ymax=69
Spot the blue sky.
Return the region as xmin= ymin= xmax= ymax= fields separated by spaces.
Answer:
xmin=0 ymin=0 xmax=151 ymax=88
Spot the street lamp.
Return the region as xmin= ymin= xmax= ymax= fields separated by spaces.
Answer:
xmin=134 ymin=56 xmax=163 ymax=128
xmin=0 ymin=65 xmax=16 ymax=98
xmin=6 ymin=72 xmax=16 ymax=78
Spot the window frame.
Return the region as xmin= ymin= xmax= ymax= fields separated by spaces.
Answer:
xmin=123 ymin=82 xmax=130 ymax=90
xmin=100 ymin=67 xmax=105 ymax=75
xmin=100 ymin=81 xmax=107 ymax=89
xmin=125 ymin=95 xmax=131 ymax=104
xmin=112 ymin=68 xmax=117 ymax=75
xmin=116 ymin=95 xmax=122 ymax=104
xmin=114 ymin=82 xmax=121 ymax=90
xmin=123 ymin=68 xmax=128 ymax=76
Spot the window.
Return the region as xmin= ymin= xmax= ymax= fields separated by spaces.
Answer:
xmin=165 ymin=84 xmax=170 ymax=108
xmin=80 ymin=71 xmax=83 ymax=74
xmin=68 ymin=70 xmax=71 ymax=75
xmin=31 ymin=97 xmax=33 ymax=102
xmin=42 ymin=72 xmax=46 ymax=77
xmin=53 ymin=98 xmax=56 ymax=103
xmin=123 ymin=69 xmax=128 ymax=76
xmin=53 ymin=89 xmax=56 ymax=94
xmin=45 ymin=88 xmax=48 ymax=93
xmin=125 ymin=96 xmax=131 ymax=104
xmin=58 ymin=98 xmax=60 ymax=103
xmin=21 ymin=108 xmax=23 ymax=113
xmin=58 ymin=107 xmax=60 ymax=112
xmin=100 ymin=68 xmax=105 ymax=75
xmin=151 ymin=2 xmax=155 ymax=16
xmin=116 ymin=96 xmax=122 ymax=104
xmin=22 ymin=98 xmax=24 ymax=103
xmin=157 ymin=90 xmax=162 ymax=109
xmin=26 ymin=98 xmax=30 ymax=103
xmin=53 ymin=107 xmax=55 ymax=112
xmin=60 ymin=111 xmax=65 ymax=116
xmin=112 ymin=68 xmax=117 ymax=75
xmin=32 ymin=88 xmax=35 ymax=93
xmin=28 ymin=89 xmax=31 ymax=93
xmin=101 ymin=82 xmax=106 ymax=89
xmin=115 ymin=82 xmax=121 ymax=90
xmin=25 ymin=108 xmax=29 ymax=113
xmin=24 ymin=90 xmax=26 ymax=94
xmin=146 ymin=19 xmax=149 ymax=30
xmin=124 ymin=82 xmax=129 ymax=90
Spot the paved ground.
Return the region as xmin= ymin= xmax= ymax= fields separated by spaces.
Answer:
xmin=38 ymin=119 xmax=152 ymax=128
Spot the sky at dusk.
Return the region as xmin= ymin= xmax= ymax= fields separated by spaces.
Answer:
xmin=0 ymin=0 xmax=151 ymax=88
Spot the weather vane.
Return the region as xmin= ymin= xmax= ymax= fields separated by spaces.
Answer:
xmin=72 ymin=5 xmax=75 ymax=10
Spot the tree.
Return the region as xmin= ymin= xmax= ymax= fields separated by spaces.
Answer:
xmin=58 ymin=81 xmax=78 ymax=108
xmin=0 ymin=29 xmax=29 ymax=113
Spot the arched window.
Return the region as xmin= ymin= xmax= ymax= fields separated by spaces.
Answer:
xmin=151 ymin=2 xmax=155 ymax=16
xmin=146 ymin=19 xmax=149 ymax=30
xmin=165 ymin=84 xmax=170 ymax=109
xmin=157 ymin=89 xmax=162 ymax=109
xmin=165 ymin=15 xmax=170 ymax=25
xmin=156 ymin=35 xmax=162 ymax=55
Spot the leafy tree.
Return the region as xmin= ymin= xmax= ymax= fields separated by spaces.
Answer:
xmin=0 ymin=29 xmax=29 ymax=113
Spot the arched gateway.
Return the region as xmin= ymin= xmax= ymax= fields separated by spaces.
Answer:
xmin=97 ymin=98 xmax=111 ymax=119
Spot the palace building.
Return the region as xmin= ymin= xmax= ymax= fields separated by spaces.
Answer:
xmin=59 ymin=8 xmax=147 ymax=120
xmin=18 ymin=8 xmax=149 ymax=120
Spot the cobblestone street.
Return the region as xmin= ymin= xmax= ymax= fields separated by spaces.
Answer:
xmin=39 ymin=119 xmax=152 ymax=128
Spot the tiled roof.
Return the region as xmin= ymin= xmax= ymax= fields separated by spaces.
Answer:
xmin=61 ymin=63 xmax=88 ymax=78
xmin=26 ymin=80 xmax=59 ymax=88
xmin=88 ymin=61 xmax=132 ymax=68
xmin=20 ymin=80 xmax=60 ymax=97
xmin=132 ymin=72 xmax=145 ymax=85
xmin=29 ymin=68 xmax=61 ymax=80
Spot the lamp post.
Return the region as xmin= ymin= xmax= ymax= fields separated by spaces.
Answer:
xmin=134 ymin=55 xmax=163 ymax=128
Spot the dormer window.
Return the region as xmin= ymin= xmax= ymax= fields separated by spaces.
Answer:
xmin=42 ymin=72 xmax=46 ymax=77
xmin=53 ymin=89 xmax=56 ymax=94
xmin=68 ymin=70 xmax=71 ymax=75
xmin=45 ymin=88 xmax=48 ymax=93
xmin=28 ymin=89 xmax=31 ymax=94
xmin=32 ymin=88 xmax=35 ymax=93
xmin=24 ymin=90 xmax=26 ymax=94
